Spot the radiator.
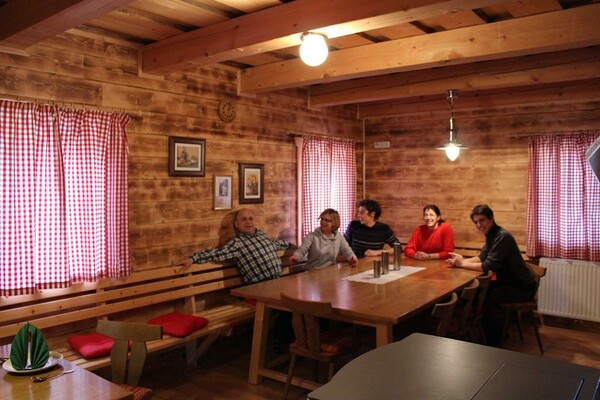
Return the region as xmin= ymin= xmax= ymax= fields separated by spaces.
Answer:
xmin=538 ymin=258 xmax=600 ymax=323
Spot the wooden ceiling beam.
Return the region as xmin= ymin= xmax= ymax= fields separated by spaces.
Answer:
xmin=309 ymin=47 xmax=600 ymax=107
xmin=138 ymin=0 xmax=507 ymax=74
xmin=358 ymin=79 xmax=600 ymax=118
xmin=0 ymin=0 xmax=136 ymax=53
xmin=239 ymin=4 xmax=600 ymax=95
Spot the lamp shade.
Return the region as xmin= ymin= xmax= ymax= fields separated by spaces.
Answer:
xmin=443 ymin=143 xmax=461 ymax=161
xmin=300 ymin=33 xmax=328 ymax=66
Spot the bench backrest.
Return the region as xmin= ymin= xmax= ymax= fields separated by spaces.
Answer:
xmin=0 ymin=262 xmax=245 ymax=342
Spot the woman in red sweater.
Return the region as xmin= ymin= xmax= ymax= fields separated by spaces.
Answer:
xmin=404 ymin=205 xmax=454 ymax=260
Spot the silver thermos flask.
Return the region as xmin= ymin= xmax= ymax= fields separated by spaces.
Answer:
xmin=373 ymin=259 xmax=382 ymax=278
xmin=393 ymin=243 xmax=402 ymax=270
xmin=381 ymin=251 xmax=389 ymax=275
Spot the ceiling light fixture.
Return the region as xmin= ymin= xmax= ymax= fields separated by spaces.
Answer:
xmin=437 ymin=89 xmax=467 ymax=161
xmin=299 ymin=32 xmax=328 ymax=67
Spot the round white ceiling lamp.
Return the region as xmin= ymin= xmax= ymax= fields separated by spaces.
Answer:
xmin=299 ymin=32 xmax=329 ymax=67
xmin=437 ymin=89 xmax=467 ymax=161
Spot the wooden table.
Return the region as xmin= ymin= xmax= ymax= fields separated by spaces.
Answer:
xmin=0 ymin=351 xmax=133 ymax=400
xmin=308 ymin=333 xmax=600 ymax=400
xmin=231 ymin=255 xmax=480 ymax=386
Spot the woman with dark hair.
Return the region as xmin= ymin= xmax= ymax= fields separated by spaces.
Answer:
xmin=404 ymin=204 xmax=455 ymax=260
xmin=290 ymin=208 xmax=357 ymax=269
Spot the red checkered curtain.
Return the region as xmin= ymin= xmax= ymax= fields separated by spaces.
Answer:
xmin=0 ymin=100 xmax=130 ymax=296
xmin=301 ymin=136 xmax=355 ymax=238
xmin=526 ymin=132 xmax=600 ymax=261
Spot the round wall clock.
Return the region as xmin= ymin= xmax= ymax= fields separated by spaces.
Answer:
xmin=218 ymin=99 xmax=236 ymax=122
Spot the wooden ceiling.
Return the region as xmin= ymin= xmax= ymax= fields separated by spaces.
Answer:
xmin=0 ymin=0 xmax=599 ymax=117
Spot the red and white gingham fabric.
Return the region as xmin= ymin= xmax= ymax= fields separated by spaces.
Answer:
xmin=526 ymin=132 xmax=600 ymax=261
xmin=301 ymin=136 xmax=356 ymax=238
xmin=0 ymin=100 xmax=131 ymax=296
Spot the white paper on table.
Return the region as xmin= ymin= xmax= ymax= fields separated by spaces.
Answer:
xmin=344 ymin=266 xmax=425 ymax=284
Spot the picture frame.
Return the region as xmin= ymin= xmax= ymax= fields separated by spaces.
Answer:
xmin=239 ymin=163 xmax=264 ymax=204
xmin=214 ymin=175 xmax=233 ymax=210
xmin=168 ymin=136 xmax=205 ymax=177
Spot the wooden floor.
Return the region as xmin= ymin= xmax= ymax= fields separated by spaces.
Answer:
xmin=138 ymin=320 xmax=600 ymax=400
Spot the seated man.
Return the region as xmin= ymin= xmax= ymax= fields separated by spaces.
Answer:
xmin=344 ymin=199 xmax=400 ymax=257
xmin=176 ymin=208 xmax=296 ymax=349
xmin=447 ymin=204 xmax=536 ymax=345
xmin=176 ymin=208 xmax=293 ymax=283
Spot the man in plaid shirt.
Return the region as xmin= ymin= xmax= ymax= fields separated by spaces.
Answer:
xmin=176 ymin=208 xmax=293 ymax=283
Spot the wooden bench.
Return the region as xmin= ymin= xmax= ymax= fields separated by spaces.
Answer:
xmin=400 ymin=241 xmax=528 ymax=258
xmin=0 ymin=260 xmax=303 ymax=371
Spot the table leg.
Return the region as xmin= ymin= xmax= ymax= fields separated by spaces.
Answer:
xmin=248 ymin=301 xmax=270 ymax=384
xmin=375 ymin=323 xmax=393 ymax=347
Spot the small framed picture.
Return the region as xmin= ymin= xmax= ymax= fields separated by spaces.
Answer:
xmin=239 ymin=163 xmax=264 ymax=204
xmin=214 ymin=175 xmax=233 ymax=210
xmin=168 ymin=136 xmax=205 ymax=177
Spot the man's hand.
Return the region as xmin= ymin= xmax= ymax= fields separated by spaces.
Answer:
xmin=446 ymin=252 xmax=463 ymax=268
xmin=175 ymin=257 xmax=193 ymax=269
xmin=446 ymin=253 xmax=464 ymax=267
xmin=364 ymin=249 xmax=380 ymax=257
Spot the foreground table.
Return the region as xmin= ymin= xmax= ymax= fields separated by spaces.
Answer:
xmin=0 ymin=353 xmax=133 ymax=400
xmin=308 ymin=333 xmax=600 ymax=400
xmin=231 ymin=255 xmax=479 ymax=386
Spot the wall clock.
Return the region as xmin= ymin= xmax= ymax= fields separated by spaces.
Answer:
xmin=218 ymin=99 xmax=236 ymax=122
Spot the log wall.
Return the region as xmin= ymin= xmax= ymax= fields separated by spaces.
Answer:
xmin=0 ymin=29 xmax=362 ymax=271
xmin=363 ymin=98 xmax=600 ymax=250
xmin=1 ymin=28 xmax=599 ymax=270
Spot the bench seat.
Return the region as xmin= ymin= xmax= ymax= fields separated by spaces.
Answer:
xmin=0 ymin=259 xmax=303 ymax=371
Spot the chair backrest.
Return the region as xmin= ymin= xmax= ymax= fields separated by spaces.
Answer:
xmin=280 ymin=294 xmax=333 ymax=355
xmin=97 ymin=320 xmax=163 ymax=386
xmin=431 ymin=292 xmax=458 ymax=337
xmin=458 ymin=279 xmax=480 ymax=332
xmin=525 ymin=262 xmax=547 ymax=300
xmin=473 ymin=271 xmax=494 ymax=322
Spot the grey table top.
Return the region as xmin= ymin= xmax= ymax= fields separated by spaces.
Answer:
xmin=308 ymin=333 xmax=600 ymax=400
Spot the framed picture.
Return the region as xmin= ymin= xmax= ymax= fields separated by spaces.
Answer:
xmin=239 ymin=163 xmax=264 ymax=204
xmin=214 ymin=175 xmax=233 ymax=210
xmin=168 ymin=136 xmax=205 ymax=177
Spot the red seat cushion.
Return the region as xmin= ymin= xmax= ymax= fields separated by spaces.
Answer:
xmin=67 ymin=332 xmax=115 ymax=359
xmin=118 ymin=384 xmax=153 ymax=400
xmin=147 ymin=312 xmax=209 ymax=337
xmin=321 ymin=331 xmax=356 ymax=354
xmin=244 ymin=297 xmax=257 ymax=305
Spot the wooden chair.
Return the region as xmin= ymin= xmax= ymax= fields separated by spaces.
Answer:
xmin=467 ymin=271 xmax=494 ymax=344
xmin=455 ymin=279 xmax=480 ymax=339
xmin=499 ymin=263 xmax=547 ymax=353
xmin=280 ymin=294 xmax=360 ymax=400
xmin=431 ymin=292 xmax=459 ymax=337
xmin=97 ymin=320 xmax=163 ymax=400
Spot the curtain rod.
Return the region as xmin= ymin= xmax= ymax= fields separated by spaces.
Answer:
xmin=0 ymin=94 xmax=126 ymax=114
xmin=508 ymin=129 xmax=599 ymax=138
xmin=287 ymin=132 xmax=357 ymax=143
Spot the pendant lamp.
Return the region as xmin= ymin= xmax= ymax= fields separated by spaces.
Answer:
xmin=437 ymin=89 xmax=467 ymax=161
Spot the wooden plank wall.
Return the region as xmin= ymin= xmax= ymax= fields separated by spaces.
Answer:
xmin=1 ymin=28 xmax=599 ymax=271
xmin=0 ymin=29 xmax=363 ymax=272
xmin=364 ymin=97 xmax=600 ymax=251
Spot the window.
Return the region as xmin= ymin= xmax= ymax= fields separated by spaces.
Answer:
xmin=526 ymin=132 xmax=600 ymax=261
xmin=300 ymin=136 xmax=356 ymax=237
xmin=0 ymin=100 xmax=130 ymax=296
